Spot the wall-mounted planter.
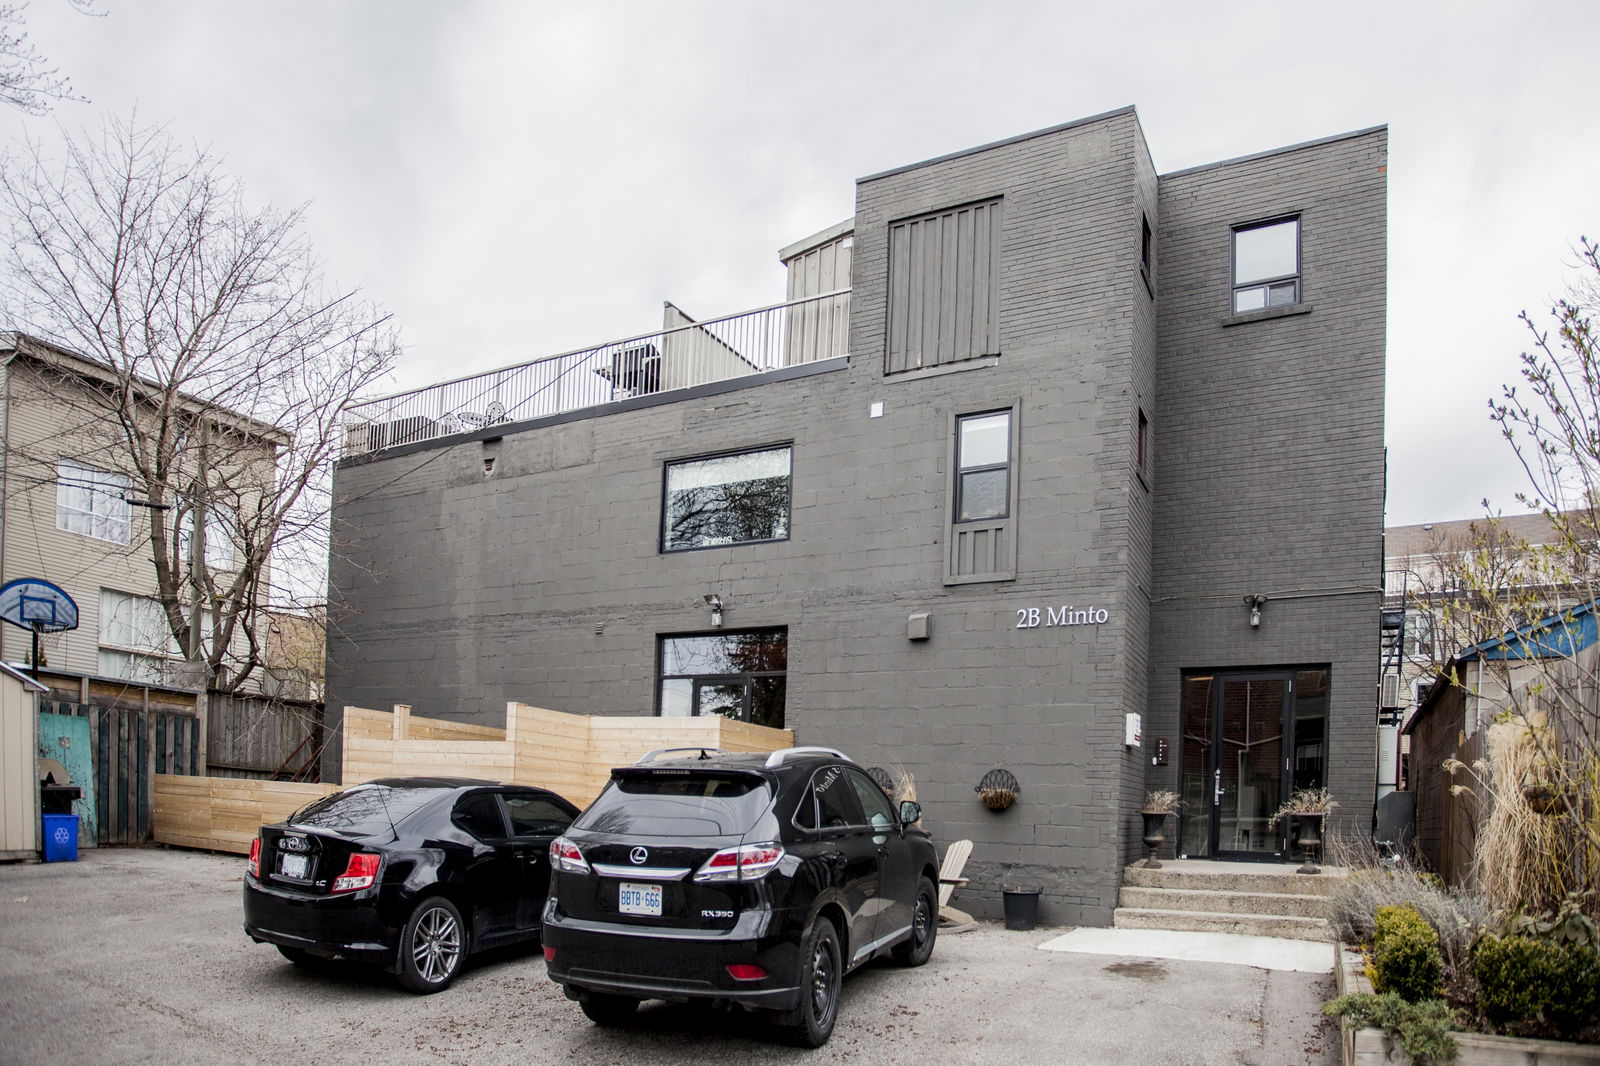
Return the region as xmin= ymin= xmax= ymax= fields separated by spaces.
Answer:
xmin=975 ymin=769 xmax=1019 ymax=811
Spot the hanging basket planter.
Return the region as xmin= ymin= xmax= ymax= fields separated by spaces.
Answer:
xmin=1521 ymin=782 xmax=1566 ymax=815
xmin=975 ymin=769 xmax=1020 ymax=811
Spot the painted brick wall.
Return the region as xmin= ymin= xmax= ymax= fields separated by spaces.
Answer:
xmin=326 ymin=111 xmax=1386 ymax=924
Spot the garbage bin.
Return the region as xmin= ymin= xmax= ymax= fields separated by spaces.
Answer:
xmin=1002 ymin=886 xmax=1041 ymax=931
xmin=41 ymin=812 xmax=78 ymax=862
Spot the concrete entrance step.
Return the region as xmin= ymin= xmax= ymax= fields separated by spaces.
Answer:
xmin=1118 ymin=885 xmax=1330 ymax=919
xmin=1122 ymin=862 xmax=1344 ymax=897
xmin=1113 ymin=906 xmax=1332 ymax=942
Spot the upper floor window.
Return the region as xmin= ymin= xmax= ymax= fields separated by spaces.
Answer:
xmin=176 ymin=502 xmax=237 ymax=570
xmin=1232 ymin=217 xmax=1300 ymax=313
xmin=886 ymin=198 xmax=1002 ymax=374
xmin=57 ymin=459 xmax=131 ymax=544
xmin=662 ymin=445 xmax=791 ymax=552
xmin=955 ymin=411 xmax=1012 ymax=521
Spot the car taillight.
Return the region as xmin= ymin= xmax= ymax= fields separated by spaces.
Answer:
xmin=330 ymin=852 xmax=380 ymax=893
xmin=248 ymin=837 xmax=261 ymax=878
xmin=694 ymin=843 xmax=785 ymax=882
xmin=549 ymin=836 xmax=590 ymax=874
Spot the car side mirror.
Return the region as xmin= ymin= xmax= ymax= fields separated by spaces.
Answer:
xmin=899 ymin=800 xmax=921 ymax=826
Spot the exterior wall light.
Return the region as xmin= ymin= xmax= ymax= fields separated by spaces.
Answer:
xmin=703 ymin=594 xmax=723 ymax=627
xmin=1244 ymin=594 xmax=1268 ymax=628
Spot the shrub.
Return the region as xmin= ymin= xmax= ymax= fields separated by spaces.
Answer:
xmin=1327 ymin=867 xmax=1489 ymax=977
xmin=1472 ymin=932 xmax=1600 ymax=1037
xmin=1324 ymin=993 xmax=1457 ymax=1065
xmin=1372 ymin=905 xmax=1445 ymax=1002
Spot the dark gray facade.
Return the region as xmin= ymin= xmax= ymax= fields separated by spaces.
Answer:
xmin=326 ymin=108 xmax=1386 ymax=926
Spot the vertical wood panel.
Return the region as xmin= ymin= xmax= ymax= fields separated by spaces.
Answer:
xmin=885 ymin=199 xmax=1002 ymax=375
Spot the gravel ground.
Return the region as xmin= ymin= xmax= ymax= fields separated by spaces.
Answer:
xmin=0 ymin=847 xmax=1341 ymax=1065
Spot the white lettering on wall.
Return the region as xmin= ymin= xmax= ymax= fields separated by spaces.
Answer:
xmin=1016 ymin=606 xmax=1111 ymax=629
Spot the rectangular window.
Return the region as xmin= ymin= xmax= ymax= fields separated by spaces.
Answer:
xmin=657 ymin=628 xmax=788 ymax=728
xmin=662 ymin=445 xmax=791 ymax=552
xmin=955 ymin=411 xmax=1011 ymax=521
xmin=98 ymin=588 xmax=212 ymax=681
xmin=886 ymin=198 xmax=1001 ymax=374
xmin=176 ymin=502 xmax=236 ymax=570
xmin=57 ymin=459 xmax=131 ymax=544
xmin=1136 ymin=408 xmax=1150 ymax=482
xmin=1232 ymin=217 xmax=1300 ymax=313
xmin=946 ymin=405 xmax=1020 ymax=584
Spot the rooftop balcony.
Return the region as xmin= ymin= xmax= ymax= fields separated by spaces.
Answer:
xmin=342 ymin=289 xmax=851 ymax=458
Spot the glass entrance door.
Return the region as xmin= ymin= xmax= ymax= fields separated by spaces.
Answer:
xmin=1179 ymin=669 xmax=1319 ymax=860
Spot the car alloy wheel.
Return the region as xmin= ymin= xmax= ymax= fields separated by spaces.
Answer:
xmin=398 ymin=897 xmax=465 ymax=993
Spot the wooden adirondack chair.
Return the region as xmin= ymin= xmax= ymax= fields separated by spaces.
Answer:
xmin=937 ymin=839 xmax=976 ymax=932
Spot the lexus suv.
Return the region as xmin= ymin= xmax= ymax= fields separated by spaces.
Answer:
xmin=541 ymin=746 xmax=939 ymax=1047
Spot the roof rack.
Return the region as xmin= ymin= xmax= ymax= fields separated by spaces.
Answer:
xmin=637 ymin=746 xmax=727 ymax=764
xmin=764 ymin=746 xmax=850 ymax=768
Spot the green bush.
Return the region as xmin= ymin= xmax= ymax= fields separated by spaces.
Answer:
xmin=1372 ymin=904 xmax=1445 ymax=1003
xmin=1324 ymin=993 xmax=1457 ymax=1065
xmin=1472 ymin=933 xmax=1600 ymax=1037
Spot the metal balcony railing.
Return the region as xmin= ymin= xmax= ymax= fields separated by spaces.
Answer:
xmin=342 ymin=289 xmax=851 ymax=458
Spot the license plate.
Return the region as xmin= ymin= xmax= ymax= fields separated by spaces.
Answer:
xmin=279 ymin=853 xmax=309 ymax=880
xmin=618 ymin=882 xmax=662 ymax=916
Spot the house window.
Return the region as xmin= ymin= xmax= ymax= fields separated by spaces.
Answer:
xmin=176 ymin=502 xmax=236 ymax=570
xmin=1403 ymin=609 xmax=1437 ymax=660
xmin=1232 ymin=217 xmax=1300 ymax=313
xmin=955 ymin=410 xmax=1011 ymax=521
xmin=1137 ymin=408 xmax=1150 ymax=481
xmin=886 ymin=197 xmax=1001 ymax=374
xmin=946 ymin=406 xmax=1020 ymax=584
xmin=57 ymin=459 xmax=131 ymax=544
xmin=99 ymin=588 xmax=176 ymax=680
xmin=662 ymin=445 xmax=791 ymax=552
xmin=658 ymin=628 xmax=787 ymax=728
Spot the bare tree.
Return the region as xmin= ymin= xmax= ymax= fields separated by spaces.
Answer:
xmin=0 ymin=2 xmax=93 ymax=115
xmin=0 ymin=114 xmax=398 ymax=692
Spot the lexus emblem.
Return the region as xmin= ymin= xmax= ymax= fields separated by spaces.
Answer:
xmin=629 ymin=846 xmax=649 ymax=865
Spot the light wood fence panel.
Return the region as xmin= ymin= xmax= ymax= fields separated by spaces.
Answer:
xmin=153 ymin=775 xmax=336 ymax=854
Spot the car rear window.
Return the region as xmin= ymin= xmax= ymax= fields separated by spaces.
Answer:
xmin=574 ymin=771 xmax=772 ymax=837
xmin=290 ymin=784 xmax=443 ymax=838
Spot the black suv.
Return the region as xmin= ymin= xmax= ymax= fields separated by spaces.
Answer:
xmin=541 ymin=746 xmax=939 ymax=1047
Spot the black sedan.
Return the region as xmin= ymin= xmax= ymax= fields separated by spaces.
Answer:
xmin=244 ymin=777 xmax=578 ymax=993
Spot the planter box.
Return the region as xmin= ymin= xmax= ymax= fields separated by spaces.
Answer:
xmin=1335 ymin=945 xmax=1600 ymax=1066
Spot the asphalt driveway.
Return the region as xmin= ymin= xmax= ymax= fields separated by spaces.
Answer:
xmin=0 ymin=848 xmax=1339 ymax=1065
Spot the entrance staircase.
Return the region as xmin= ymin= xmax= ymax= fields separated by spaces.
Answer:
xmin=1113 ymin=860 xmax=1346 ymax=942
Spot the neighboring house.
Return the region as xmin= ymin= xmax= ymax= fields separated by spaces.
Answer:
xmin=1404 ymin=600 xmax=1599 ymax=881
xmin=0 ymin=332 xmax=286 ymax=706
xmin=328 ymin=108 xmax=1387 ymax=925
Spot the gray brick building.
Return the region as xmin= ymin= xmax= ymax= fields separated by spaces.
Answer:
xmin=327 ymin=108 xmax=1386 ymax=925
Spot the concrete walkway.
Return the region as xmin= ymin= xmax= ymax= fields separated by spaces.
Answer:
xmin=1040 ymin=927 xmax=1336 ymax=974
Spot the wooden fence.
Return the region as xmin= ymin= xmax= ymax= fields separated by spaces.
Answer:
xmin=205 ymin=692 xmax=323 ymax=781
xmin=154 ymin=702 xmax=792 ymax=853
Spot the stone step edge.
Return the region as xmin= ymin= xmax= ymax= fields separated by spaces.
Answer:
xmin=1121 ymin=868 xmax=1341 ymax=896
xmin=1117 ymin=886 xmax=1330 ymax=912
xmin=1113 ymin=906 xmax=1331 ymax=929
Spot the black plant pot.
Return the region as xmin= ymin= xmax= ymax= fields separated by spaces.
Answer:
xmin=1294 ymin=813 xmax=1324 ymax=874
xmin=1140 ymin=811 xmax=1168 ymax=869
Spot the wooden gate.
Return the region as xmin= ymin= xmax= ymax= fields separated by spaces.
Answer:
xmin=41 ymin=700 xmax=201 ymax=844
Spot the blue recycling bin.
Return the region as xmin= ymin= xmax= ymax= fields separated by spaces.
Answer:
xmin=41 ymin=813 xmax=79 ymax=862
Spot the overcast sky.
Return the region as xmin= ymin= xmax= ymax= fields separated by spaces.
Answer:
xmin=6 ymin=0 xmax=1598 ymax=528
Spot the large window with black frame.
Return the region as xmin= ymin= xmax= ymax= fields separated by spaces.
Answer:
xmin=661 ymin=445 xmax=792 ymax=552
xmin=657 ymin=628 xmax=788 ymax=728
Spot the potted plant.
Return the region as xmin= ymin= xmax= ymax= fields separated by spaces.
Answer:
xmin=1270 ymin=787 xmax=1339 ymax=874
xmin=1139 ymin=790 xmax=1181 ymax=869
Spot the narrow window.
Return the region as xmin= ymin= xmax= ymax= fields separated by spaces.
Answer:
xmin=945 ymin=406 xmax=1020 ymax=584
xmin=1140 ymin=214 xmax=1153 ymax=274
xmin=955 ymin=411 xmax=1011 ymax=521
xmin=661 ymin=445 xmax=791 ymax=552
xmin=57 ymin=459 xmax=131 ymax=544
xmin=1137 ymin=408 xmax=1150 ymax=481
xmin=1231 ymin=217 xmax=1300 ymax=313
xmin=657 ymin=629 xmax=788 ymax=728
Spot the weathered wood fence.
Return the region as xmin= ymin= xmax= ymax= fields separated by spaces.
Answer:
xmin=43 ymin=699 xmax=201 ymax=845
xmin=154 ymin=702 xmax=793 ymax=854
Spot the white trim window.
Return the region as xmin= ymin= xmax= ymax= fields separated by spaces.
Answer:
xmin=57 ymin=459 xmax=131 ymax=544
xmin=97 ymin=588 xmax=210 ymax=681
xmin=176 ymin=503 xmax=236 ymax=570
xmin=1232 ymin=217 xmax=1300 ymax=313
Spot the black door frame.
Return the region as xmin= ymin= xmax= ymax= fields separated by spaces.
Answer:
xmin=1180 ymin=669 xmax=1296 ymax=862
